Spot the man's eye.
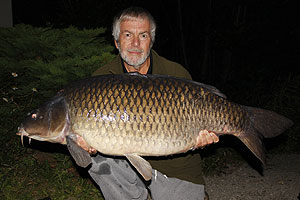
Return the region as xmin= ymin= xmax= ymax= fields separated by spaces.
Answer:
xmin=140 ymin=33 xmax=148 ymax=40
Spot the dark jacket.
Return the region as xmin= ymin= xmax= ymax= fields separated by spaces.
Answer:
xmin=92 ymin=50 xmax=192 ymax=80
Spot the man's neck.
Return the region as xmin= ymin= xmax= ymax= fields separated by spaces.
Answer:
xmin=123 ymin=57 xmax=150 ymax=75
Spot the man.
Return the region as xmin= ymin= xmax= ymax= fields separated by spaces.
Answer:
xmin=89 ymin=7 xmax=219 ymax=200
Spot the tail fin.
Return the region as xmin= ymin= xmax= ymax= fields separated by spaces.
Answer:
xmin=246 ymin=107 xmax=293 ymax=138
xmin=237 ymin=106 xmax=293 ymax=165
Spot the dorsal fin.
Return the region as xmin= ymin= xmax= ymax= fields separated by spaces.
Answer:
xmin=191 ymin=81 xmax=227 ymax=98
xmin=127 ymin=73 xmax=227 ymax=99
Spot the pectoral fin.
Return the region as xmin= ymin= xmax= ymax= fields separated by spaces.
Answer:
xmin=125 ymin=154 xmax=152 ymax=181
xmin=66 ymin=135 xmax=92 ymax=168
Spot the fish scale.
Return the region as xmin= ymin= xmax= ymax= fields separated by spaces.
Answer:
xmin=67 ymin=75 xmax=196 ymax=155
xmin=18 ymin=73 xmax=293 ymax=180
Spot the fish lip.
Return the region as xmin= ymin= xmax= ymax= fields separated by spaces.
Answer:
xmin=15 ymin=119 xmax=70 ymax=145
xmin=16 ymin=124 xmax=29 ymax=146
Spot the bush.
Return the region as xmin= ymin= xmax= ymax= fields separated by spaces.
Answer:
xmin=0 ymin=24 xmax=115 ymax=143
xmin=0 ymin=24 xmax=114 ymax=199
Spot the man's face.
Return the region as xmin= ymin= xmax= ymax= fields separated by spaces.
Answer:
xmin=115 ymin=18 xmax=152 ymax=68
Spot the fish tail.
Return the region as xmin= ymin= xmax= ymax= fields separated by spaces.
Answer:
xmin=237 ymin=106 xmax=293 ymax=165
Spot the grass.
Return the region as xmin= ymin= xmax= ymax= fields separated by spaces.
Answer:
xmin=1 ymin=120 xmax=297 ymax=199
xmin=0 ymin=73 xmax=298 ymax=200
xmin=0 ymin=136 xmax=104 ymax=200
xmin=1 ymin=23 xmax=299 ymax=199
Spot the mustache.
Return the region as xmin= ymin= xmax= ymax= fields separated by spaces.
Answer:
xmin=127 ymin=48 xmax=144 ymax=53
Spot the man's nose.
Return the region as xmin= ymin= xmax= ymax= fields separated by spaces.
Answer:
xmin=132 ymin=35 xmax=140 ymax=47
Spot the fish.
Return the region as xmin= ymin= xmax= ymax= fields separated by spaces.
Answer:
xmin=17 ymin=73 xmax=293 ymax=180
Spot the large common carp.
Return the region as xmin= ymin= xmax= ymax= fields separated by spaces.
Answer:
xmin=17 ymin=73 xmax=293 ymax=180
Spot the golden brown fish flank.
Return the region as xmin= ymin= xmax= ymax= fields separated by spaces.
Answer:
xmin=65 ymin=76 xmax=196 ymax=154
xmin=18 ymin=73 xmax=293 ymax=180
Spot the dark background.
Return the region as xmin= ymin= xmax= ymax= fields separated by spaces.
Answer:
xmin=3 ymin=1 xmax=299 ymax=189
xmin=11 ymin=0 xmax=299 ymax=99
xmin=1 ymin=2 xmax=298 ymax=198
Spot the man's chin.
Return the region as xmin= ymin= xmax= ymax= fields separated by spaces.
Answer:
xmin=123 ymin=57 xmax=146 ymax=68
xmin=124 ymin=61 xmax=142 ymax=69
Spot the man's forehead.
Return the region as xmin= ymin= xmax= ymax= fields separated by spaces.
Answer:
xmin=120 ymin=18 xmax=150 ymax=31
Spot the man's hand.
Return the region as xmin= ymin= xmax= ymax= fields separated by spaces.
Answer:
xmin=71 ymin=134 xmax=97 ymax=154
xmin=196 ymin=130 xmax=219 ymax=148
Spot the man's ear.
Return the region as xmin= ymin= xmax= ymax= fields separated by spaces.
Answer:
xmin=114 ymin=40 xmax=119 ymax=49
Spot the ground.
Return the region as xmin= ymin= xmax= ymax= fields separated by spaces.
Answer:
xmin=204 ymin=154 xmax=300 ymax=200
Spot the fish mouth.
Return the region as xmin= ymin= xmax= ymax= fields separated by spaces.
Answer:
xmin=16 ymin=124 xmax=30 ymax=146
xmin=16 ymin=124 xmax=69 ymax=145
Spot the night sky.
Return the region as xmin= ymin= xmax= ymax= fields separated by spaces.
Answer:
xmin=11 ymin=0 xmax=299 ymax=87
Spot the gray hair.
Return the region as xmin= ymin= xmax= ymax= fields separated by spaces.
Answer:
xmin=112 ymin=7 xmax=156 ymax=46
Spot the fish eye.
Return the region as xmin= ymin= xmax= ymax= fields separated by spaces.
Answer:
xmin=31 ymin=113 xmax=37 ymax=119
xmin=28 ymin=109 xmax=39 ymax=118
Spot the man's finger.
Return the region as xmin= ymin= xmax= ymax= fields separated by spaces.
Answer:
xmin=204 ymin=131 xmax=214 ymax=144
xmin=210 ymin=132 xmax=219 ymax=143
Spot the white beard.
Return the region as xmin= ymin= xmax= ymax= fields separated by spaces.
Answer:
xmin=119 ymin=46 xmax=150 ymax=69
